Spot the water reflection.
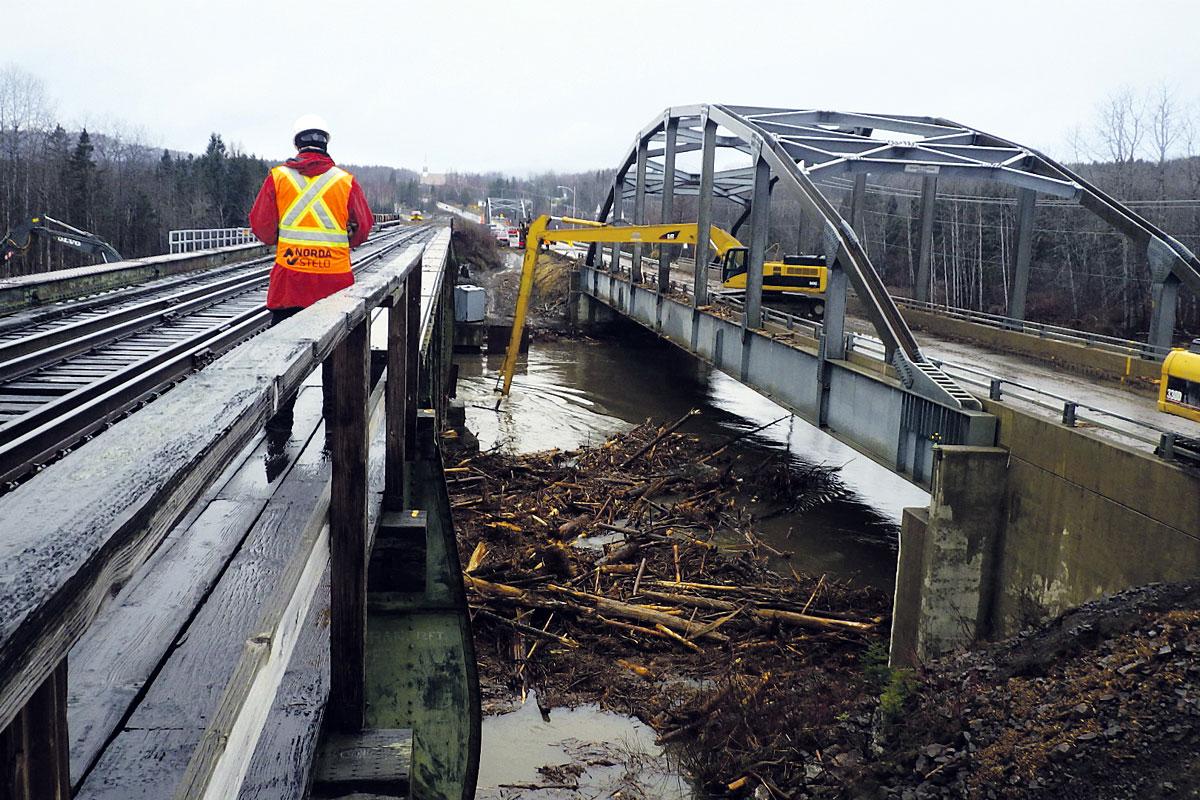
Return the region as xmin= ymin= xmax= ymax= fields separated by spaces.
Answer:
xmin=455 ymin=324 xmax=929 ymax=591
xmin=476 ymin=692 xmax=693 ymax=800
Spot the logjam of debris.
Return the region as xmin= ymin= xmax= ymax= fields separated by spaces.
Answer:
xmin=446 ymin=412 xmax=892 ymax=796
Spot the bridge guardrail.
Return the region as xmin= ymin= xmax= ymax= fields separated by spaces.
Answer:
xmin=0 ymin=229 xmax=452 ymax=797
xmin=596 ymin=249 xmax=1190 ymax=459
xmin=891 ymin=296 xmax=1174 ymax=361
xmin=845 ymin=332 xmax=1188 ymax=459
xmin=169 ymin=227 xmax=258 ymax=254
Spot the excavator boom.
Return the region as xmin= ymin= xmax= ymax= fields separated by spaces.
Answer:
xmin=494 ymin=215 xmax=743 ymax=400
xmin=1 ymin=213 xmax=123 ymax=268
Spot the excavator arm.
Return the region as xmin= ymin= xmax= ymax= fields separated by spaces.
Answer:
xmin=495 ymin=215 xmax=744 ymax=400
xmin=1 ymin=214 xmax=123 ymax=268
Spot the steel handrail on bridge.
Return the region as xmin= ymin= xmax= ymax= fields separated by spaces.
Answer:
xmin=890 ymin=295 xmax=1174 ymax=361
xmin=844 ymin=331 xmax=1189 ymax=458
xmin=0 ymin=229 xmax=452 ymax=797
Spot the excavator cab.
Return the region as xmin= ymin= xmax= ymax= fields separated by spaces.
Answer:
xmin=1159 ymin=340 xmax=1200 ymax=423
xmin=721 ymin=247 xmax=749 ymax=282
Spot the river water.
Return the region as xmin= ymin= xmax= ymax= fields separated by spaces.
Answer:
xmin=457 ymin=321 xmax=929 ymax=797
xmin=456 ymin=323 xmax=928 ymax=591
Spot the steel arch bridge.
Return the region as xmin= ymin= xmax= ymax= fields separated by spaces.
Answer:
xmin=590 ymin=105 xmax=1200 ymax=408
xmin=485 ymin=197 xmax=530 ymax=225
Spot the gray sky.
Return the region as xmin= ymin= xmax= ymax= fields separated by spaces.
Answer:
xmin=13 ymin=0 xmax=1200 ymax=174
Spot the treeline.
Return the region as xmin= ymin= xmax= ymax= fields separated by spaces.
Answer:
xmin=0 ymin=65 xmax=428 ymax=274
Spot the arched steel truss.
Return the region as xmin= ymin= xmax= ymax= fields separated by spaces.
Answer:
xmin=592 ymin=105 xmax=1200 ymax=409
xmin=485 ymin=197 xmax=530 ymax=225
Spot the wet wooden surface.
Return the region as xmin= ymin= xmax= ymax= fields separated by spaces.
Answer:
xmin=66 ymin=390 xmax=325 ymax=784
xmin=0 ymin=241 xmax=427 ymax=737
xmin=74 ymin=419 xmax=334 ymax=799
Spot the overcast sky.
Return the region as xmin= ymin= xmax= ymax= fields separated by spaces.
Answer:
xmin=11 ymin=0 xmax=1200 ymax=174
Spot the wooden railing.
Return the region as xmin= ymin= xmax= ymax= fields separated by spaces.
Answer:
xmin=0 ymin=228 xmax=452 ymax=798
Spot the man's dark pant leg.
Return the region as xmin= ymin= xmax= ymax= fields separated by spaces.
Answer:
xmin=265 ymin=307 xmax=302 ymax=432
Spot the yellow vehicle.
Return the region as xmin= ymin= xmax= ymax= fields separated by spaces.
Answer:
xmin=495 ymin=215 xmax=828 ymax=398
xmin=410 ymin=211 xmax=424 ymax=222
xmin=1159 ymin=341 xmax=1200 ymax=423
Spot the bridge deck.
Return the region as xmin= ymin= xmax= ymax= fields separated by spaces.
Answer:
xmin=0 ymin=231 xmax=458 ymax=799
xmin=622 ymin=252 xmax=1199 ymax=455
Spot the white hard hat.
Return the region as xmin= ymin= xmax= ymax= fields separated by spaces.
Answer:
xmin=292 ymin=114 xmax=331 ymax=149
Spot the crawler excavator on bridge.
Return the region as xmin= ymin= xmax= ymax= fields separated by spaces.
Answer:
xmin=1 ymin=213 xmax=123 ymax=271
xmin=495 ymin=214 xmax=829 ymax=399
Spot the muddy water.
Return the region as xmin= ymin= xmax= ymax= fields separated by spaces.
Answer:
xmin=458 ymin=320 xmax=929 ymax=797
xmin=475 ymin=692 xmax=692 ymax=799
xmin=456 ymin=323 xmax=928 ymax=591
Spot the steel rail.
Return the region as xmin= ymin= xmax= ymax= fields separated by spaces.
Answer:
xmin=0 ymin=220 xmax=408 ymax=343
xmin=0 ymin=226 xmax=434 ymax=485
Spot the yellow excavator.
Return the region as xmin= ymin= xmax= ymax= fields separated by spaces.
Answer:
xmin=1159 ymin=340 xmax=1200 ymax=423
xmin=495 ymin=214 xmax=827 ymax=399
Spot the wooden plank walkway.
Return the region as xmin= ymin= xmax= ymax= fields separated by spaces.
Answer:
xmin=0 ymin=229 xmax=459 ymax=798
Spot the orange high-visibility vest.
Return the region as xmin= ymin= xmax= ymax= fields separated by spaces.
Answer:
xmin=272 ymin=165 xmax=353 ymax=274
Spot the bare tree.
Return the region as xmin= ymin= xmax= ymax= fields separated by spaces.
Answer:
xmin=1149 ymin=83 xmax=1185 ymax=198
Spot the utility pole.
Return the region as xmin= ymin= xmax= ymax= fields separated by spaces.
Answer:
xmin=557 ymin=185 xmax=576 ymax=217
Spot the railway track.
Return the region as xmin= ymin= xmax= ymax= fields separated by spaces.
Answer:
xmin=0 ymin=224 xmax=434 ymax=487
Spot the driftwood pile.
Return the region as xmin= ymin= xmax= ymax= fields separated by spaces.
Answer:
xmin=447 ymin=412 xmax=892 ymax=795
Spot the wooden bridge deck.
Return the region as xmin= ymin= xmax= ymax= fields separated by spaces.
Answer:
xmin=0 ymin=228 xmax=470 ymax=799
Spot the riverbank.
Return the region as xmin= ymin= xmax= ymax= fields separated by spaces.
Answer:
xmin=448 ymin=424 xmax=1200 ymax=799
xmin=447 ymin=420 xmax=891 ymax=796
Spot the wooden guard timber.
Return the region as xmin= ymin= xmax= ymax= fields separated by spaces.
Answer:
xmin=0 ymin=226 xmax=480 ymax=799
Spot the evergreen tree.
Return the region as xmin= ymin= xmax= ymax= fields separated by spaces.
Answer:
xmin=199 ymin=133 xmax=227 ymax=225
xmin=64 ymin=129 xmax=95 ymax=228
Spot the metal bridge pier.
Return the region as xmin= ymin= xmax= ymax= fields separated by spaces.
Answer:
xmin=658 ymin=116 xmax=678 ymax=294
xmin=609 ymin=173 xmax=624 ymax=278
xmin=630 ymin=136 xmax=648 ymax=284
xmin=1009 ymin=187 xmax=1037 ymax=321
xmin=693 ymin=114 xmax=717 ymax=307
xmin=823 ymin=254 xmax=849 ymax=361
xmin=743 ymin=152 xmax=771 ymax=330
xmin=1149 ymin=273 xmax=1180 ymax=351
xmin=848 ymin=172 xmax=868 ymax=237
xmin=914 ymin=175 xmax=938 ymax=303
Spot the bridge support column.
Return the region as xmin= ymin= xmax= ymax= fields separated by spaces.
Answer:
xmin=890 ymin=445 xmax=1008 ymax=667
xmin=609 ymin=174 xmax=624 ymax=276
xmin=848 ymin=172 xmax=868 ymax=237
xmin=744 ymin=153 xmax=771 ymax=330
xmin=1009 ymin=187 xmax=1036 ymax=320
xmin=631 ymin=136 xmax=648 ymax=284
xmin=404 ymin=268 xmax=421 ymax=505
xmin=384 ymin=275 xmax=412 ymax=512
xmin=823 ymin=254 xmax=848 ymax=360
xmin=0 ymin=659 xmax=70 ymax=800
xmin=328 ymin=317 xmax=371 ymax=732
xmin=693 ymin=113 xmax=717 ymax=307
xmin=1148 ymin=274 xmax=1180 ymax=350
xmin=659 ymin=116 xmax=678 ymax=294
xmin=914 ymin=175 xmax=937 ymax=302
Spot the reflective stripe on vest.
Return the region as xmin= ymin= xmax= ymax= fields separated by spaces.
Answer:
xmin=272 ymin=165 xmax=353 ymax=274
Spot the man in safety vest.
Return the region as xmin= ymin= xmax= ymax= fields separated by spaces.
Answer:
xmin=249 ymin=114 xmax=373 ymax=435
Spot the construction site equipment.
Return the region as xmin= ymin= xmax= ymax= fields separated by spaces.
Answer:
xmin=1 ymin=213 xmax=123 ymax=268
xmin=494 ymin=215 xmax=828 ymax=399
xmin=1159 ymin=340 xmax=1200 ymax=423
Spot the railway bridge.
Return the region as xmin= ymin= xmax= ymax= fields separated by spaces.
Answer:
xmin=0 ymin=224 xmax=477 ymax=799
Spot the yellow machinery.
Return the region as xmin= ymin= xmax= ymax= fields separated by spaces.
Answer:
xmin=495 ymin=215 xmax=827 ymax=399
xmin=410 ymin=211 xmax=424 ymax=222
xmin=1159 ymin=341 xmax=1200 ymax=423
